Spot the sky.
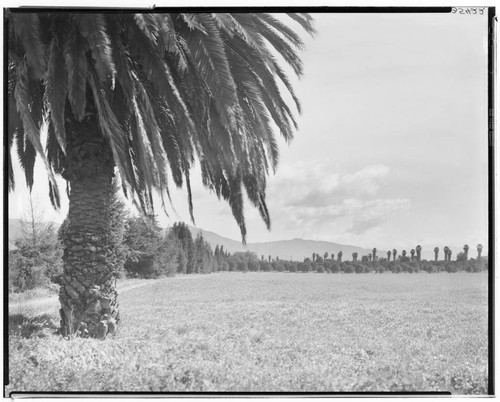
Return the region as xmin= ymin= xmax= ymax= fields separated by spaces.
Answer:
xmin=7 ymin=11 xmax=490 ymax=258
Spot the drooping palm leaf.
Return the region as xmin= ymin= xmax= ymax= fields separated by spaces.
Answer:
xmin=64 ymin=24 xmax=88 ymax=121
xmin=14 ymin=58 xmax=60 ymax=203
xmin=10 ymin=13 xmax=46 ymax=78
xmin=45 ymin=34 xmax=68 ymax=154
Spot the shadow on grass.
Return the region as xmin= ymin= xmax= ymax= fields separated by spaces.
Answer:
xmin=9 ymin=314 xmax=59 ymax=338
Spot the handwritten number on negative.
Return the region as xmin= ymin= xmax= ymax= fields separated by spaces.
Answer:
xmin=452 ymin=7 xmax=486 ymax=15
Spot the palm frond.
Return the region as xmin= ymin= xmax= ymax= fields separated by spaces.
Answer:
xmin=225 ymin=13 xmax=271 ymax=60
xmin=9 ymin=13 xmax=46 ymax=78
xmin=182 ymin=13 xmax=238 ymax=131
xmin=7 ymin=119 xmax=15 ymax=191
xmin=224 ymin=173 xmax=247 ymax=244
xmin=48 ymin=179 xmax=61 ymax=209
xmin=257 ymin=13 xmax=305 ymax=49
xmin=128 ymin=17 xmax=197 ymax=133
xmin=76 ymin=14 xmax=116 ymax=82
xmin=87 ymin=63 xmax=135 ymax=191
xmin=250 ymin=14 xmax=304 ymax=76
xmin=45 ymin=35 xmax=68 ymax=154
xmin=64 ymin=24 xmax=88 ymax=121
xmin=184 ymin=169 xmax=195 ymax=224
xmin=14 ymin=59 xmax=60 ymax=200
xmin=134 ymin=14 xmax=160 ymax=43
xmin=15 ymin=129 xmax=36 ymax=191
xmin=270 ymin=57 xmax=302 ymax=114
xmin=242 ymin=173 xmax=271 ymax=230
xmin=286 ymin=13 xmax=316 ymax=35
xmin=46 ymin=118 xmax=66 ymax=175
xmin=180 ymin=13 xmax=208 ymax=35
xmin=154 ymin=14 xmax=177 ymax=54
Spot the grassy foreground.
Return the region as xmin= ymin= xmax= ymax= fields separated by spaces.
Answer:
xmin=7 ymin=272 xmax=488 ymax=394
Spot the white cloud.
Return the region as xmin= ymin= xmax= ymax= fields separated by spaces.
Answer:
xmin=269 ymin=162 xmax=393 ymax=207
xmin=262 ymin=162 xmax=411 ymax=243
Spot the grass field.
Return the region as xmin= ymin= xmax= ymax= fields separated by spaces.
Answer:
xmin=7 ymin=272 xmax=489 ymax=394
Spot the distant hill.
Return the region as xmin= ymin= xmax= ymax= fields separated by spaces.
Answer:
xmin=187 ymin=226 xmax=373 ymax=261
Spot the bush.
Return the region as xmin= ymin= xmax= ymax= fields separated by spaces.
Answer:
xmin=342 ymin=262 xmax=354 ymax=274
xmin=10 ymin=223 xmax=63 ymax=292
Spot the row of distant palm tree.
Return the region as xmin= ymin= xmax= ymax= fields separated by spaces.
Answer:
xmin=311 ymin=244 xmax=484 ymax=263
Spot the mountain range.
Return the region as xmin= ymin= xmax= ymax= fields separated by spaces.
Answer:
xmin=8 ymin=218 xmax=372 ymax=260
xmin=8 ymin=218 xmax=475 ymax=261
xmin=187 ymin=225 xmax=373 ymax=261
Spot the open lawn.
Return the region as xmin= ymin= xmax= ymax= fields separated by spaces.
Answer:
xmin=6 ymin=272 xmax=489 ymax=394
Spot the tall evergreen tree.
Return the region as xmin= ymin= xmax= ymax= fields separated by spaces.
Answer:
xmin=171 ymin=222 xmax=195 ymax=273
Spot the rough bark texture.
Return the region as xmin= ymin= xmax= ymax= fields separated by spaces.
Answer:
xmin=57 ymin=105 xmax=119 ymax=339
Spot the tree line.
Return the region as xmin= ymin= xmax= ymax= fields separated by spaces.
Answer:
xmin=209 ymin=248 xmax=487 ymax=274
xmin=9 ymin=189 xmax=221 ymax=291
xmin=9 ymin=190 xmax=488 ymax=294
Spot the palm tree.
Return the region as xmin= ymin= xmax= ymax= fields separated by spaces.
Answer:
xmin=444 ymin=246 xmax=450 ymax=262
xmin=463 ymin=244 xmax=469 ymax=260
xmin=402 ymin=250 xmax=407 ymax=260
xmin=392 ymin=249 xmax=397 ymax=262
xmin=477 ymin=244 xmax=483 ymax=261
xmin=352 ymin=252 xmax=358 ymax=262
xmin=337 ymin=251 xmax=343 ymax=262
xmin=448 ymin=249 xmax=453 ymax=261
xmin=387 ymin=250 xmax=391 ymax=260
xmin=410 ymin=249 xmax=415 ymax=262
xmin=323 ymin=252 xmax=328 ymax=261
xmin=7 ymin=11 xmax=314 ymax=338
xmin=416 ymin=245 xmax=422 ymax=262
xmin=434 ymin=247 xmax=439 ymax=262
xmin=372 ymin=248 xmax=377 ymax=262
xmin=331 ymin=253 xmax=335 ymax=261
xmin=312 ymin=252 xmax=316 ymax=263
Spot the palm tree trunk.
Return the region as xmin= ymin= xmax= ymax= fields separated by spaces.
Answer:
xmin=58 ymin=111 xmax=119 ymax=338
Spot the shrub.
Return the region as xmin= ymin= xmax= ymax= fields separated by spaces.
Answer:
xmin=10 ymin=222 xmax=63 ymax=292
xmin=342 ymin=262 xmax=354 ymax=274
